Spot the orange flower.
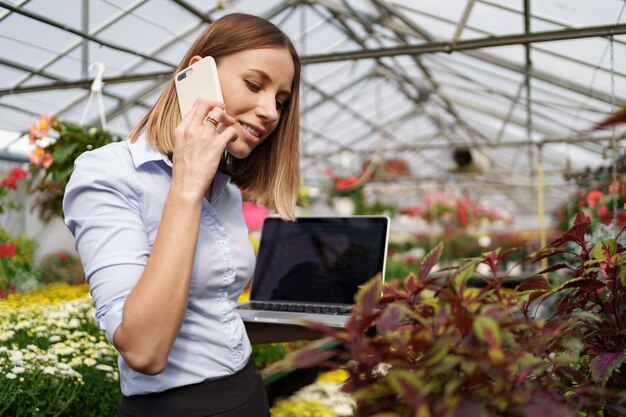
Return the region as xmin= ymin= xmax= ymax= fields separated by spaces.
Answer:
xmin=28 ymin=114 xmax=55 ymax=144
xmin=29 ymin=146 xmax=54 ymax=168
xmin=335 ymin=177 xmax=360 ymax=192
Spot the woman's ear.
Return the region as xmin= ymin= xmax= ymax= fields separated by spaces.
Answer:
xmin=188 ymin=55 xmax=203 ymax=67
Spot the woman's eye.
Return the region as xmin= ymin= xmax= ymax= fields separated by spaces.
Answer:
xmin=245 ymin=80 xmax=260 ymax=92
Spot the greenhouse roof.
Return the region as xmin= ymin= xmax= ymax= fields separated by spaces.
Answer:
xmin=1 ymin=0 xmax=626 ymax=229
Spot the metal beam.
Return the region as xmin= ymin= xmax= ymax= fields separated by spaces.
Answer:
xmin=170 ymin=0 xmax=213 ymax=23
xmin=0 ymin=0 xmax=175 ymax=68
xmin=0 ymin=71 xmax=171 ymax=96
xmin=300 ymin=23 xmax=626 ymax=64
xmin=303 ymin=133 xmax=625 ymax=158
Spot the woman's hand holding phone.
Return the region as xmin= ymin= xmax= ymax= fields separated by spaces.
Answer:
xmin=172 ymin=57 xmax=236 ymax=201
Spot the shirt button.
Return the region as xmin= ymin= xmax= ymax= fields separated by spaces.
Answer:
xmin=233 ymin=350 xmax=243 ymax=361
xmin=223 ymin=267 xmax=235 ymax=278
xmin=217 ymin=293 xmax=227 ymax=303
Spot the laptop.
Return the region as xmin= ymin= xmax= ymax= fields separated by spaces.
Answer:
xmin=236 ymin=216 xmax=390 ymax=328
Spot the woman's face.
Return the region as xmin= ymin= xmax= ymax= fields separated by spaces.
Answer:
xmin=216 ymin=47 xmax=295 ymax=159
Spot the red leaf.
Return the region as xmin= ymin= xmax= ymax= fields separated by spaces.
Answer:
xmin=404 ymin=273 xmax=419 ymax=296
xmin=516 ymin=275 xmax=552 ymax=291
xmin=535 ymin=263 xmax=574 ymax=276
xmin=376 ymin=303 xmax=405 ymax=335
xmin=590 ymin=105 xmax=626 ymax=131
xmin=521 ymin=402 xmax=573 ymax=417
xmin=590 ymin=351 xmax=626 ymax=387
xmin=419 ymin=242 xmax=443 ymax=280
xmin=560 ymin=277 xmax=605 ymax=290
xmin=550 ymin=212 xmax=590 ymax=248
xmin=354 ymin=275 xmax=383 ymax=315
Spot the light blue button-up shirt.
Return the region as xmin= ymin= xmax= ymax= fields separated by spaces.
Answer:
xmin=63 ymin=134 xmax=256 ymax=396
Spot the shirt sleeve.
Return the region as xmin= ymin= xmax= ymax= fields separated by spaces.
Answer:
xmin=63 ymin=146 xmax=150 ymax=344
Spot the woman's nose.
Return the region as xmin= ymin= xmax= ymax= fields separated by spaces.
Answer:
xmin=256 ymin=95 xmax=279 ymax=123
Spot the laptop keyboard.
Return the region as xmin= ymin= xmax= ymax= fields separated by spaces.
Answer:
xmin=250 ymin=301 xmax=353 ymax=315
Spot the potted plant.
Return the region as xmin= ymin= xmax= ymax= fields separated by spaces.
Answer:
xmin=28 ymin=115 xmax=123 ymax=222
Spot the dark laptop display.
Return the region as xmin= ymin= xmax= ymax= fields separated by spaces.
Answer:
xmin=252 ymin=216 xmax=387 ymax=304
xmin=237 ymin=216 xmax=389 ymax=327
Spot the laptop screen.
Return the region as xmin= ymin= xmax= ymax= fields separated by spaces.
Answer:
xmin=250 ymin=216 xmax=389 ymax=304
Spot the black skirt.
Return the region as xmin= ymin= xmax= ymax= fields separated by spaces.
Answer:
xmin=118 ymin=358 xmax=270 ymax=417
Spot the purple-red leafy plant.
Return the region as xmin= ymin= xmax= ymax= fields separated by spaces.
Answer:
xmin=527 ymin=212 xmax=626 ymax=401
xmin=264 ymin=212 xmax=626 ymax=416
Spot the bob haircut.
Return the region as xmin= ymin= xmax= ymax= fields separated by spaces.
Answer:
xmin=129 ymin=13 xmax=301 ymax=220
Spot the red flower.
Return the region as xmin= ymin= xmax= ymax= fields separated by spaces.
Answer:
xmin=585 ymin=189 xmax=603 ymax=208
xmin=57 ymin=252 xmax=69 ymax=262
xmin=0 ymin=166 xmax=27 ymax=190
xmin=0 ymin=243 xmax=16 ymax=258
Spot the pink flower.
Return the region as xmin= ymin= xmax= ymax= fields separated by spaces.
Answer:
xmin=29 ymin=146 xmax=54 ymax=168
xmin=28 ymin=115 xmax=55 ymax=144
xmin=597 ymin=204 xmax=609 ymax=218
xmin=242 ymin=201 xmax=270 ymax=231
xmin=609 ymin=180 xmax=621 ymax=195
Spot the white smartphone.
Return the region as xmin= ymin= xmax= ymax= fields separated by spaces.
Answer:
xmin=174 ymin=56 xmax=224 ymax=118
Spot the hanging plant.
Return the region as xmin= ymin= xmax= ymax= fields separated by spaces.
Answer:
xmin=27 ymin=115 xmax=123 ymax=222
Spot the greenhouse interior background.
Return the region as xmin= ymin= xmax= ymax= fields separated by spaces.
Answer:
xmin=2 ymin=0 xmax=626 ymax=259
xmin=1 ymin=0 xmax=626 ymax=415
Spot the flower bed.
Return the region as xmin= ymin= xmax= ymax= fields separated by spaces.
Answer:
xmin=0 ymin=283 xmax=352 ymax=416
xmin=0 ymin=283 xmax=120 ymax=416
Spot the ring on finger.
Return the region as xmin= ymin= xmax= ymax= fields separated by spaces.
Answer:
xmin=204 ymin=113 xmax=219 ymax=127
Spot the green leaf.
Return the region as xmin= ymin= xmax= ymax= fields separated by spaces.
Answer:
xmin=592 ymin=239 xmax=616 ymax=261
xmin=387 ymin=369 xmax=424 ymax=404
xmin=52 ymin=141 xmax=79 ymax=165
xmin=472 ymin=315 xmax=501 ymax=348
xmin=589 ymin=350 xmax=626 ymax=387
xmin=452 ymin=261 xmax=477 ymax=291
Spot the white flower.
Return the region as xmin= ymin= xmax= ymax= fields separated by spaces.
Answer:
xmin=42 ymin=366 xmax=56 ymax=375
xmin=83 ymin=358 xmax=97 ymax=367
xmin=49 ymin=335 xmax=61 ymax=343
xmin=9 ymin=351 xmax=23 ymax=363
xmin=5 ymin=373 xmax=16 ymax=380
xmin=11 ymin=366 xmax=25 ymax=374
xmin=372 ymin=362 xmax=391 ymax=377
xmin=69 ymin=357 xmax=82 ymax=367
xmin=0 ymin=330 xmax=15 ymax=342
xmin=95 ymin=364 xmax=114 ymax=372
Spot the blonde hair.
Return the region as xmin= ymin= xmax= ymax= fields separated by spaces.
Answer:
xmin=129 ymin=13 xmax=301 ymax=220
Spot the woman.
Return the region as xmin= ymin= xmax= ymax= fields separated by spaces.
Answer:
xmin=63 ymin=13 xmax=301 ymax=417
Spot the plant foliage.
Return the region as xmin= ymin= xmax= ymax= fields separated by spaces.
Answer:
xmin=265 ymin=214 xmax=626 ymax=416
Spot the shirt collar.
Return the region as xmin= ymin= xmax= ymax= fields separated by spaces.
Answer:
xmin=128 ymin=132 xmax=231 ymax=201
xmin=128 ymin=133 xmax=172 ymax=168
